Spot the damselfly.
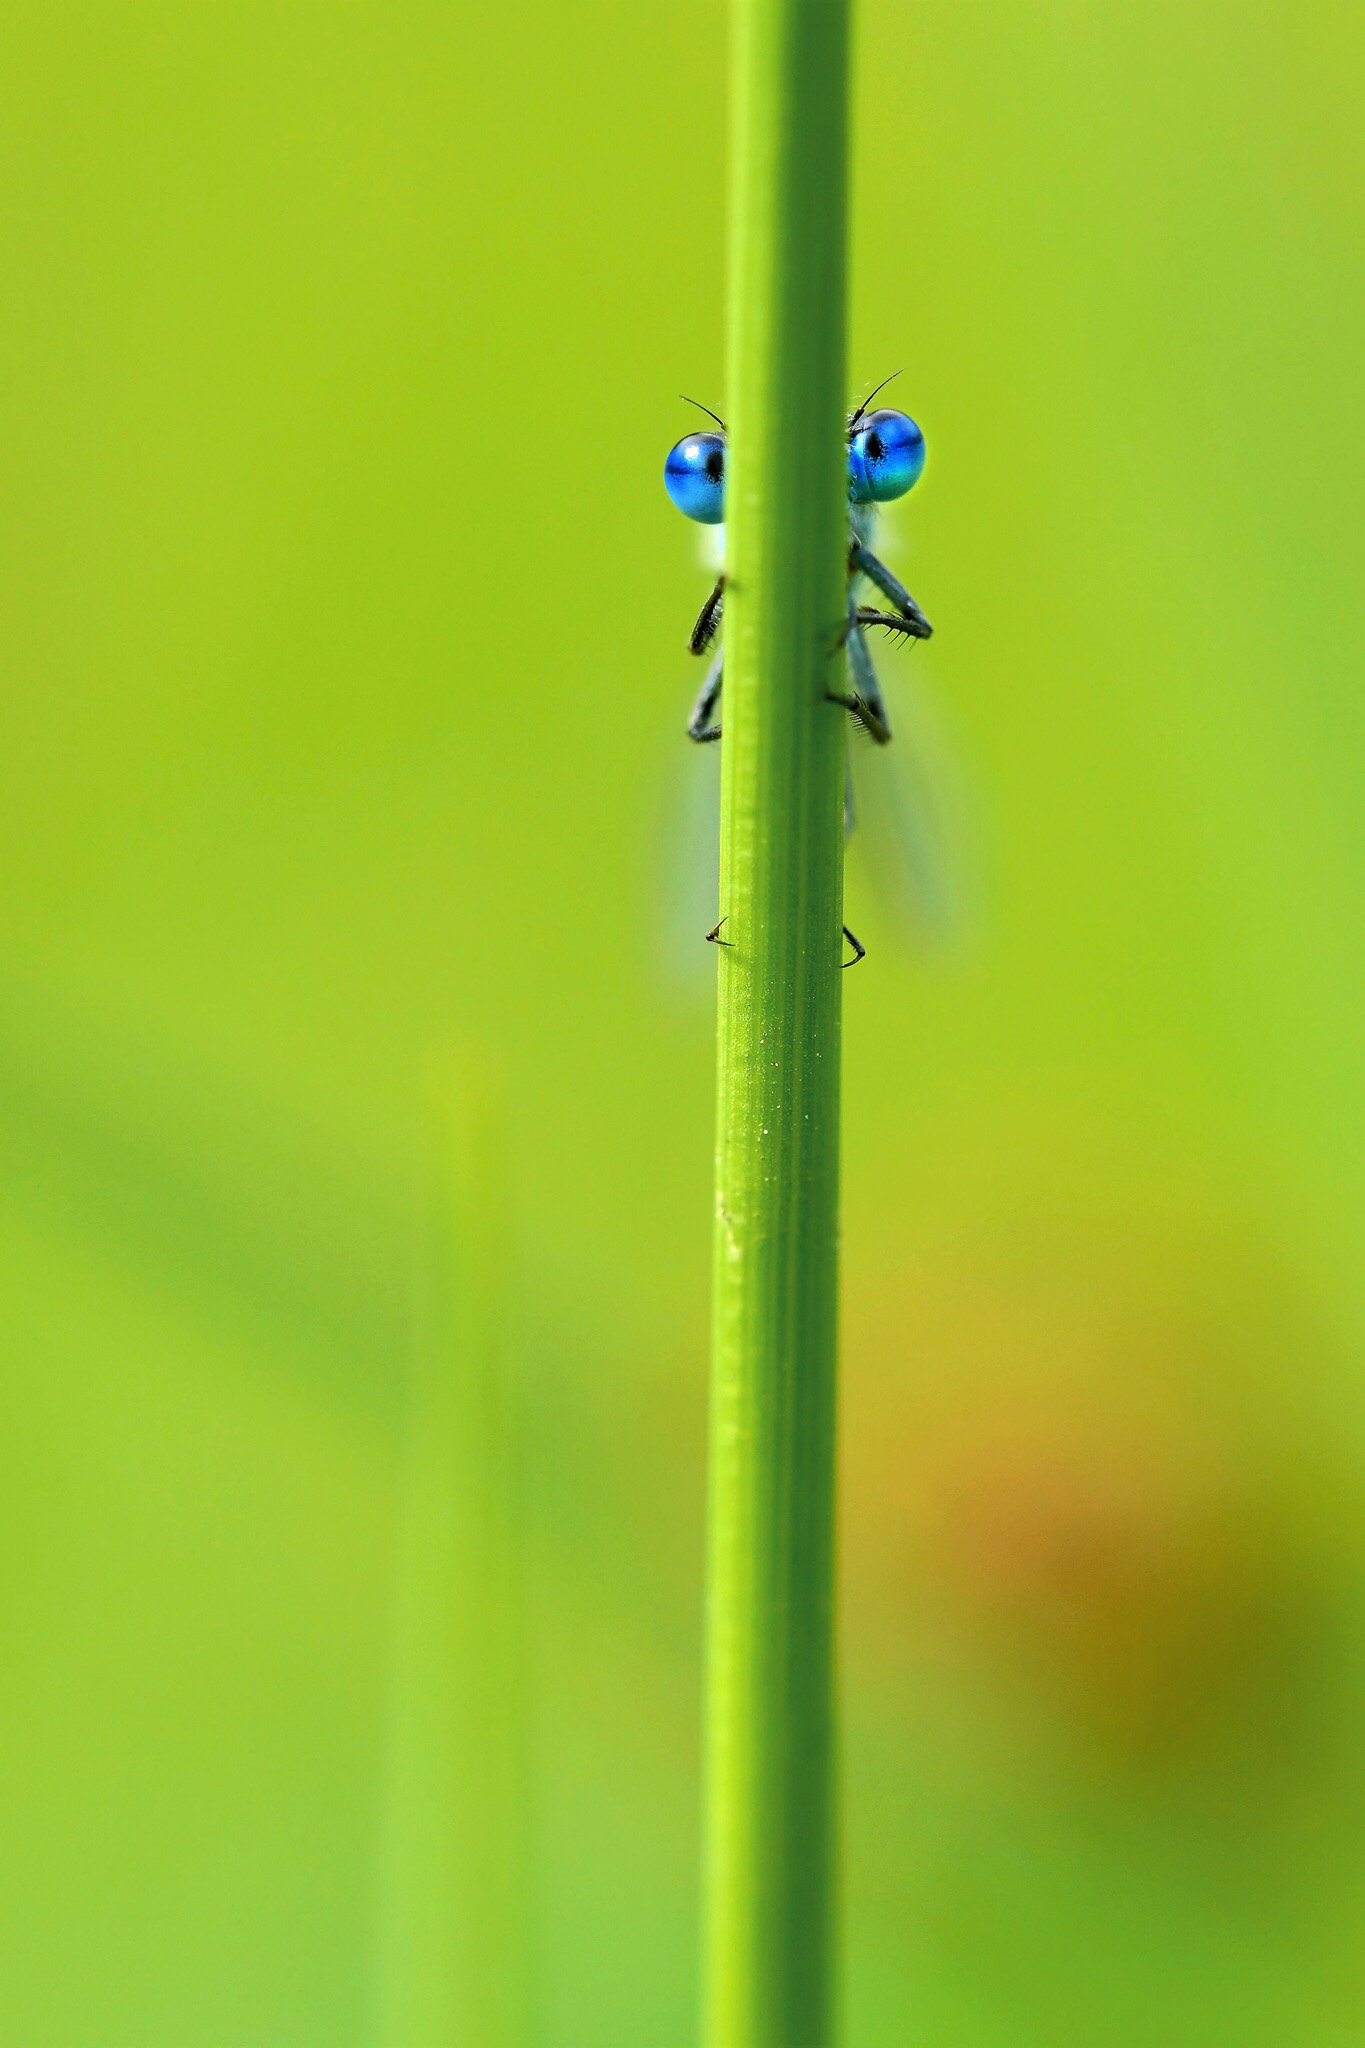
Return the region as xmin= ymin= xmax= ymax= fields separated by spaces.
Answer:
xmin=663 ymin=375 xmax=938 ymax=965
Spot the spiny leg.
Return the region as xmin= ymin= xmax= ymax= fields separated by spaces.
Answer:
xmin=849 ymin=537 xmax=932 ymax=637
xmin=689 ymin=575 xmax=725 ymax=656
xmin=847 ymin=623 xmax=891 ymax=740
xmin=841 ymin=925 xmax=866 ymax=968
xmin=854 ymin=605 xmax=929 ymax=643
xmin=826 ymin=618 xmax=892 ymax=744
xmin=688 ymin=649 xmax=724 ymax=742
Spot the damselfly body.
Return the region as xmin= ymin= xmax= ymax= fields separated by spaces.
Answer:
xmin=663 ymin=375 xmax=938 ymax=964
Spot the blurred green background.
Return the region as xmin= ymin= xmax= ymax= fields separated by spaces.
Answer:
xmin=3 ymin=1 xmax=1365 ymax=2042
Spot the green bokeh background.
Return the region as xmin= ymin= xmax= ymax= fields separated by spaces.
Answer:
xmin=3 ymin=2 xmax=1365 ymax=2042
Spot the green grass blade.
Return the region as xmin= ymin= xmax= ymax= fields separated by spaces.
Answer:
xmin=377 ymin=1057 xmax=530 ymax=2048
xmin=703 ymin=5 xmax=852 ymax=2046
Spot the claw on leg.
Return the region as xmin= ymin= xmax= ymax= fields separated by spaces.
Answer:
xmin=841 ymin=924 xmax=866 ymax=968
xmin=707 ymin=917 xmax=734 ymax=948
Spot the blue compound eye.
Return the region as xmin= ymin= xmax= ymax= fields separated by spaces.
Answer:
xmin=665 ymin=432 xmax=726 ymax=523
xmin=848 ymin=408 xmax=926 ymax=503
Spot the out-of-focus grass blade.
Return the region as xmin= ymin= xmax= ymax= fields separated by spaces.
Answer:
xmin=0 ymin=971 xmax=408 ymax=1414
xmin=376 ymin=1052 xmax=532 ymax=2048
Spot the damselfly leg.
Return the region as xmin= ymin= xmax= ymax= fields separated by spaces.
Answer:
xmin=848 ymin=537 xmax=933 ymax=638
xmin=826 ymin=599 xmax=892 ymax=744
xmin=690 ymin=576 xmax=725 ymax=656
xmin=689 ymin=651 xmax=724 ymax=743
xmin=707 ymin=914 xmax=865 ymax=968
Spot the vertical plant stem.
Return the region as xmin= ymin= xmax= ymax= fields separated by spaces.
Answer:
xmin=378 ymin=1056 xmax=529 ymax=2048
xmin=704 ymin=6 xmax=851 ymax=2048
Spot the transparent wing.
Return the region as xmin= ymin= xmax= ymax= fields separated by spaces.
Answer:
xmin=844 ymin=645 xmax=971 ymax=953
xmin=656 ymin=730 xmax=721 ymax=992
xmin=655 ymin=659 xmax=968 ymax=985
